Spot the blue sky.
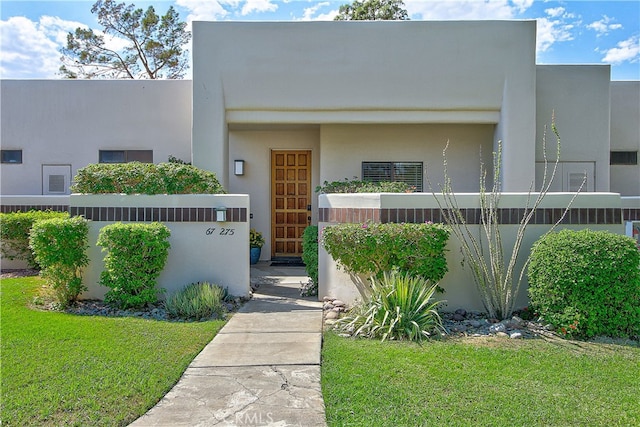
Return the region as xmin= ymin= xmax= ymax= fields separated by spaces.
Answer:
xmin=1 ymin=0 xmax=638 ymax=80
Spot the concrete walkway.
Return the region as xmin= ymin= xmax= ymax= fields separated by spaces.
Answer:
xmin=130 ymin=264 xmax=326 ymax=427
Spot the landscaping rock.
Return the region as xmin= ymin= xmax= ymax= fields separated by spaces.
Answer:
xmin=510 ymin=331 xmax=524 ymax=339
xmin=323 ymin=303 xmax=335 ymax=310
xmin=496 ymin=332 xmax=509 ymax=338
xmin=452 ymin=313 xmax=465 ymax=321
xmin=325 ymin=311 xmax=339 ymax=320
xmin=332 ymin=300 xmax=346 ymax=307
xmin=454 ymin=308 xmax=467 ymax=317
xmin=489 ymin=323 xmax=507 ymax=334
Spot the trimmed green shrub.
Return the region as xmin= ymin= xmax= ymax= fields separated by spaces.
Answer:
xmin=71 ymin=162 xmax=226 ymax=194
xmin=164 ymin=282 xmax=226 ymax=320
xmin=301 ymin=226 xmax=319 ymax=296
xmin=316 ymin=178 xmax=414 ymax=194
xmin=528 ymin=229 xmax=640 ymax=339
xmin=0 ymin=210 xmax=68 ymax=268
xmin=29 ymin=216 xmax=89 ymax=307
xmin=97 ymin=222 xmax=171 ymax=309
xmin=322 ymin=222 xmax=449 ymax=285
xmin=336 ymin=271 xmax=444 ymax=342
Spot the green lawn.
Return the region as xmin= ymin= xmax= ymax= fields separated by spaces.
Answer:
xmin=322 ymin=332 xmax=640 ymax=427
xmin=1 ymin=276 xmax=225 ymax=426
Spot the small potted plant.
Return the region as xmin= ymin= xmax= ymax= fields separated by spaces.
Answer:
xmin=249 ymin=229 xmax=265 ymax=265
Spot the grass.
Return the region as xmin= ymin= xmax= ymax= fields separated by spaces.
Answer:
xmin=322 ymin=332 xmax=640 ymax=426
xmin=1 ymin=276 xmax=225 ymax=426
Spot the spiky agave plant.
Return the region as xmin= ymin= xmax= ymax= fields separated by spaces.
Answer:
xmin=337 ymin=271 xmax=445 ymax=342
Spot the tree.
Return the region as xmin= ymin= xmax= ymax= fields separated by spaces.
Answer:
xmin=59 ymin=0 xmax=190 ymax=79
xmin=334 ymin=0 xmax=410 ymax=21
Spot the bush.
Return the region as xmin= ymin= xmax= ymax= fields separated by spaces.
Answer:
xmin=528 ymin=229 xmax=640 ymax=339
xmin=0 ymin=210 xmax=68 ymax=268
xmin=301 ymin=226 xmax=319 ymax=296
xmin=322 ymin=222 xmax=449 ymax=286
xmin=316 ymin=178 xmax=414 ymax=194
xmin=164 ymin=282 xmax=226 ymax=320
xmin=29 ymin=216 xmax=89 ymax=307
xmin=97 ymin=222 xmax=171 ymax=309
xmin=71 ymin=162 xmax=226 ymax=194
xmin=336 ymin=271 xmax=444 ymax=342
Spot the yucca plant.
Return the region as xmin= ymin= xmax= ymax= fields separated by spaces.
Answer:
xmin=337 ymin=271 xmax=444 ymax=342
xmin=164 ymin=282 xmax=227 ymax=320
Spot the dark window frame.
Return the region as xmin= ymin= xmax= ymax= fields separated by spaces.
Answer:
xmin=610 ymin=151 xmax=638 ymax=166
xmin=1 ymin=149 xmax=23 ymax=164
xmin=99 ymin=150 xmax=153 ymax=164
xmin=362 ymin=161 xmax=423 ymax=192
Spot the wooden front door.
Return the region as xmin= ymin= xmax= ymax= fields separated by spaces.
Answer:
xmin=271 ymin=150 xmax=311 ymax=258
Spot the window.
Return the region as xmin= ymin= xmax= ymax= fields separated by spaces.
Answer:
xmin=362 ymin=161 xmax=423 ymax=191
xmin=99 ymin=150 xmax=153 ymax=163
xmin=610 ymin=151 xmax=637 ymax=165
xmin=1 ymin=150 xmax=22 ymax=164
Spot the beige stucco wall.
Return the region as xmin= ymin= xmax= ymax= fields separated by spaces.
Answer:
xmin=71 ymin=194 xmax=250 ymax=300
xmin=319 ymin=193 xmax=625 ymax=312
xmin=535 ymin=65 xmax=611 ymax=192
xmin=610 ymin=82 xmax=640 ymax=196
xmin=1 ymin=80 xmax=192 ymax=195
xmin=192 ymin=20 xmax=537 ymax=191
xmin=319 ymin=124 xmax=494 ymax=193
xmin=228 ymin=127 xmax=320 ymax=260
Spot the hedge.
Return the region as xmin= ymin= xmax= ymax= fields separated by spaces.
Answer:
xmin=97 ymin=222 xmax=171 ymax=309
xmin=528 ymin=229 xmax=640 ymax=339
xmin=0 ymin=210 xmax=69 ymax=269
xmin=71 ymin=162 xmax=225 ymax=195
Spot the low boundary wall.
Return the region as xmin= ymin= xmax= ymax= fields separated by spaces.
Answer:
xmin=1 ymin=194 xmax=251 ymax=299
xmin=319 ymin=192 xmax=627 ymax=312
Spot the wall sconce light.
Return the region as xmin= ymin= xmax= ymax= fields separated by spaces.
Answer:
xmin=215 ymin=207 xmax=227 ymax=222
xmin=234 ymin=160 xmax=245 ymax=176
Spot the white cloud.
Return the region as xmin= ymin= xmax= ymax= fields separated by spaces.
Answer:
xmin=587 ymin=15 xmax=623 ymax=37
xmin=602 ymin=35 xmax=640 ymax=65
xmin=175 ymin=0 xmax=239 ymax=23
xmin=535 ymin=6 xmax=579 ymax=53
xmin=404 ymin=0 xmax=520 ymax=21
xmin=241 ymin=0 xmax=278 ymax=15
xmin=299 ymin=2 xmax=336 ymax=21
xmin=0 ymin=15 xmax=84 ymax=78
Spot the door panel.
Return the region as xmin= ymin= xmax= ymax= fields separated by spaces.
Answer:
xmin=271 ymin=150 xmax=311 ymax=258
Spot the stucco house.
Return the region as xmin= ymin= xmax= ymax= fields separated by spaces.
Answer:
xmin=2 ymin=21 xmax=639 ymax=267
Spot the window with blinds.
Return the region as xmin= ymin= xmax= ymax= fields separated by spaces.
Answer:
xmin=99 ymin=150 xmax=153 ymax=163
xmin=362 ymin=161 xmax=423 ymax=191
xmin=610 ymin=151 xmax=638 ymax=165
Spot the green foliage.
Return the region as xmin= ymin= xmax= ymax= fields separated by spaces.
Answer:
xmin=316 ymin=178 xmax=413 ymax=194
xmin=336 ymin=271 xmax=443 ymax=341
xmin=71 ymin=162 xmax=226 ymax=194
xmin=0 ymin=210 xmax=68 ymax=268
xmin=97 ymin=222 xmax=171 ymax=309
xmin=301 ymin=226 xmax=319 ymax=296
xmin=334 ymin=0 xmax=409 ymax=20
xmin=60 ymin=0 xmax=190 ymax=79
xmin=250 ymin=228 xmax=265 ymax=248
xmin=168 ymin=154 xmax=191 ymax=165
xmin=322 ymin=222 xmax=449 ymax=291
xmin=29 ymin=216 xmax=89 ymax=306
xmin=528 ymin=229 xmax=640 ymax=339
xmin=164 ymin=282 xmax=227 ymax=320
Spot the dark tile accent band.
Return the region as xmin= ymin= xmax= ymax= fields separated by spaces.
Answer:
xmin=66 ymin=206 xmax=248 ymax=223
xmin=623 ymin=208 xmax=640 ymax=221
xmin=321 ymin=207 xmax=627 ymax=225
